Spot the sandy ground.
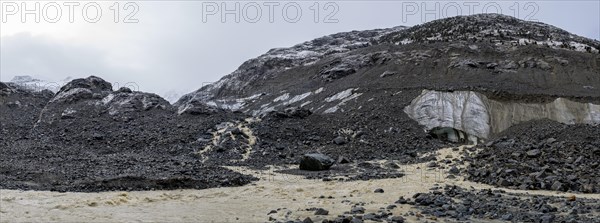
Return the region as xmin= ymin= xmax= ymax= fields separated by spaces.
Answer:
xmin=1 ymin=146 xmax=599 ymax=223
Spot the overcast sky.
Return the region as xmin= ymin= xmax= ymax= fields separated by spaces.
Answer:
xmin=1 ymin=1 xmax=599 ymax=98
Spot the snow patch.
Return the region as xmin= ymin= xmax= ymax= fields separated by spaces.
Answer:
xmin=273 ymin=93 xmax=290 ymax=102
xmin=177 ymin=104 xmax=193 ymax=115
xmin=314 ymin=87 xmax=324 ymax=94
xmin=141 ymin=97 xmax=155 ymax=110
xmin=203 ymin=93 xmax=264 ymax=111
xmin=341 ymin=93 xmax=363 ymax=104
xmin=325 ymin=88 xmax=356 ymax=102
xmin=285 ymin=92 xmax=312 ymax=105
xmin=516 ymin=39 xmax=599 ymax=53
xmin=50 ymin=88 xmax=92 ymax=103
xmin=252 ymin=106 xmax=276 ymax=117
xmin=206 ymin=101 xmax=218 ymax=107
xmin=101 ymin=94 xmax=115 ymax=105
xmin=300 ymin=101 xmax=312 ymax=107
xmin=9 ymin=75 xmax=72 ymax=93
xmin=399 ymin=39 xmax=413 ymax=45
xmin=324 ymin=106 xmax=339 ymax=114
xmin=61 ymin=108 xmax=76 ymax=116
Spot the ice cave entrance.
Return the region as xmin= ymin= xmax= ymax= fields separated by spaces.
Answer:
xmin=429 ymin=127 xmax=478 ymax=145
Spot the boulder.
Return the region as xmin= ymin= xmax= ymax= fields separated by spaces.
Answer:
xmin=320 ymin=52 xmax=391 ymax=80
xmin=58 ymin=76 xmax=112 ymax=93
xmin=351 ymin=206 xmax=365 ymax=214
xmin=300 ymin=153 xmax=335 ymax=171
xmin=302 ymin=217 xmax=314 ymax=223
xmin=118 ymin=87 xmax=133 ymax=93
xmin=448 ymin=166 xmax=460 ymax=174
xmin=526 ymin=149 xmax=541 ymax=158
xmin=545 ymin=138 xmax=557 ymax=144
xmin=333 ymin=136 xmax=348 ymax=145
xmin=177 ymin=100 xmax=218 ymax=115
xmin=389 ymin=216 xmax=405 ymax=223
xmin=104 ymin=92 xmax=170 ymax=115
xmin=449 ymin=59 xmax=478 ymax=69
xmin=47 ymin=77 xmax=112 ymax=104
xmin=50 ymin=88 xmax=94 ymax=103
xmin=272 ymin=107 xmax=312 ymax=118
xmin=551 ymin=181 xmax=563 ymax=191
xmin=536 ymin=60 xmax=552 ymax=70
xmin=337 ymin=156 xmax=351 ymax=164
xmin=314 ymin=208 xmax=329 ymax=215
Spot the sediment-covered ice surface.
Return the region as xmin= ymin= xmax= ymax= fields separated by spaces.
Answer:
xmin=404 ymin=90 xmax=600 ymax=140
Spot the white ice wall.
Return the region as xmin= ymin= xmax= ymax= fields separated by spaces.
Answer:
xmin=405 ymin=90 xmax=600 ymax=139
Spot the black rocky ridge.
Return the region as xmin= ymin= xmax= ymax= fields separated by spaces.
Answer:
xmin=379 ymin=14 xmax=600 ymax=51
xmin=313 ymin=185 xmax=600 ymax=222
xmin=177 ymin=13 xmax=600 ymax=111
xmin=464 ymin=120 xmax=600 ymax=193
xmin=1 ymin=76 xmax=256 ymax=192
xmin=1 ymin=14 xmax=599 ymax=197
xmin=409 ymin=185 xmax=599 ymax=222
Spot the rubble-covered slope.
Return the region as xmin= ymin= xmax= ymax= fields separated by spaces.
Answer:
xmin=465 ymin=120 xmax=600 ymax=193
xmin=1 ymin=77 xmax=256 ymax=192
xmin=0 ymin=82 xmax=54 ymax=142
xmin=178 ymin=14 xmax=600 ymax=116
xmin=176 ymin=21 xmax=599 ymax=148
xmin=175 ymin=26 xmax=407 ymax=112
xmin=380 ymin=14 xmax=599 ymax=52
xmin=173 ymin=14 xmax=600 ymax=194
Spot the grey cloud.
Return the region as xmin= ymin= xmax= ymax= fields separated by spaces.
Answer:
xmin=1 ymin=1 xmax=598 ymax=101
xmin=0 ymin=33 xmax=143 ymax=89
